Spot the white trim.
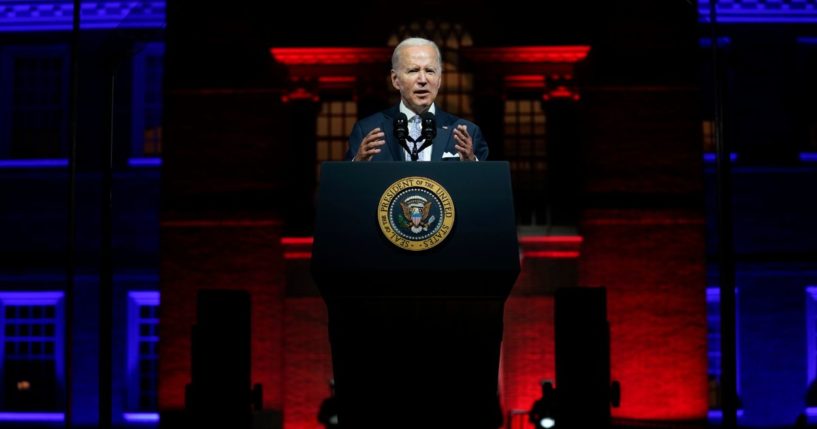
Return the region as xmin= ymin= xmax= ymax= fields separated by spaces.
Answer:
xmin=0 ymin=291 xmax=63 ymax=305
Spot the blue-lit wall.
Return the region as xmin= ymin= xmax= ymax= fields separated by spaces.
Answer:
xmin=0 ymin=0 xmax=165 ymax=32
xmin=706 ymin=164 xmax=817 ymax=426
xmin=698 ymin=9 xmax=817 ymax=422
xmin=698 ymin=0 xmax=817 ymax=23
xmin=0 ymin=1 xmax=164 ymax=426
xmin=0 ymin=166 xmax=161 ymax=426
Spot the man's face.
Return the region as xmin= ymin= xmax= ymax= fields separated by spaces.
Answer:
xmin=391 ymin=45 xmax=441 ymax=115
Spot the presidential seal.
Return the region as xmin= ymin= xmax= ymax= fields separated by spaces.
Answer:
xmin=378 ymin=176 xmax=455 ymax=251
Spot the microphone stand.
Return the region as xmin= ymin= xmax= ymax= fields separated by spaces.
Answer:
xmin=396 ymin=137 xmax=413 ymax=160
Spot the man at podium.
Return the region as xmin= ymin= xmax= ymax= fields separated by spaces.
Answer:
xmin=346 ymin=37 xmax=489 ymax=162
xmin=316 ymin=41 xmax=518 ymax=427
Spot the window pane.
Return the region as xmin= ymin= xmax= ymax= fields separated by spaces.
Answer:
xmin=130 ymin=302 xmax=160 ymax=411
xmin=315 ymin=101 xmax=357 ymax=176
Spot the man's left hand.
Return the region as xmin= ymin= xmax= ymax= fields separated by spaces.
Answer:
xmin=453 ymin=124 xmax=477 ymax=161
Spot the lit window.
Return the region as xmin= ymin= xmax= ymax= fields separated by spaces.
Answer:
xmin=131 ymin=43 xmax=164 ymax=157
xmin=0 ymin=292 xmax=64 ymax=411
xmin=504 ymin=98 xmax=547 ymax=224
xmin=435 ymin=64 xmax=473 ymax=120
xmin=702 ymin=120 xmax=715 ymax=153
xmin=127 ymin=291 xmax=159 ymax=411
xmin=316 ymin=100 xmax=356 ymax=179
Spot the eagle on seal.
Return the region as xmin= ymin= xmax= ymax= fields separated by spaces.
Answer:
xmin=401 ymin=200 xmax=432 ymax=230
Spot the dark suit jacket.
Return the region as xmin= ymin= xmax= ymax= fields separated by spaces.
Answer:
xmin=344 ymin=105 xmax=489 ymax=161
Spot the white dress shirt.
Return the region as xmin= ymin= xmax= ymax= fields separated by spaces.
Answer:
xmin=400 ymin=101 xmax=435 ymax=162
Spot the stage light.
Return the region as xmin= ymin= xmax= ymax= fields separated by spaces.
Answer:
xmin=530 ymin=381 xmax=557 ymax=429
xmin=540 ymin=417 xmax=555 ymax=428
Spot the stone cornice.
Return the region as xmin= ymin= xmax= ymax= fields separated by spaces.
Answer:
xmin=698 ymin=0 xmax=817 ymax=23
xmin=0 ymin=1 xmax=165 ymax=31
xmin=269 ymin=47 xmax=391 ymax=65
xmin=463 ymin=46 xmax=590 ymax=64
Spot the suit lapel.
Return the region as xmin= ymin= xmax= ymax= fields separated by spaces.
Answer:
xmin=431 ymin=110 xmax=455 ymax=161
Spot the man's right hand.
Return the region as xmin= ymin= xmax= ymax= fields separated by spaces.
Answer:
xmin=353 ymin=128 xmax=385 ymax=161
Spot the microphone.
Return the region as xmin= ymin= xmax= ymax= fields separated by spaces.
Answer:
xmin=393 ymin=112 xmax=414 ymax=159
xmin=394 ymin=112 xmax=409 ymax=141
xmin=420 ymin=111 xmax=436 ymax=141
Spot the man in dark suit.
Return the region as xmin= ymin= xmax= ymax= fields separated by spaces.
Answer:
xmin=345 ymin=37 xmax=488 ymax=162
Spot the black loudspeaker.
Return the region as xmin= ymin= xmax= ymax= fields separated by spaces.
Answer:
xmin=186 ymin=289 xmax=252 ymax=428
xmin=555 ymin=287 xmax=611 ymax=429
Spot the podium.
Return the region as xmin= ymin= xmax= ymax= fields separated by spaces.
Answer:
xmin=311 ymin=161 xmax=519 ymax=428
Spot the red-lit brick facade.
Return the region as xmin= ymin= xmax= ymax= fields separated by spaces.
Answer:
xmin=160 ymin=34 xmax=707 ymax=429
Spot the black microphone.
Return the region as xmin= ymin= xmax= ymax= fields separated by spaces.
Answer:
xmin=420 ymin=111 xmax=436 ymax=141
xmin=394 ymin=112 xmax=409 ymax=141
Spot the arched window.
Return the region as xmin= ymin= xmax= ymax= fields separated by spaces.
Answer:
xmin=387 ymin=21 xmax=474 ymax=121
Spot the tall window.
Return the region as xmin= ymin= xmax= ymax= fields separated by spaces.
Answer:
xmin=388 ymin=21 xmax=474 ymax=120
xmin=504 ymin=98 xmax=547 ymax=224
xmin=131 ymin=42 xmax=165 ymax=157
xmin=703 ymin=120 xmax=715 ymax=153
xmin=0 ymin=46 xmax=69 ymax=159
xmin=0 ymin=292 xmax=64 ymax=411
xmin=316 ymin=100 xmax=356 ymax=179
xmin=437 ymin=63 xmax=473 ymax=120
xmin=127 ymin=291 xmax=159 ymax=411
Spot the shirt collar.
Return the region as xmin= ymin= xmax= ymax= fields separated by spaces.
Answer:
xmin=399 ymin=101 xmax=436 ymax=121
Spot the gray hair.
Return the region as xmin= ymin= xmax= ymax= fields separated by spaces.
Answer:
xmin=391 ymin=37 xmax=442 ymax=70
